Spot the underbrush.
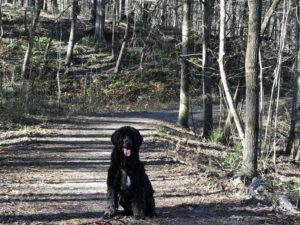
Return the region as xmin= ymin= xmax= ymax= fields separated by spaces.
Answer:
xmin=0 ymin=8 xmax=181 ymax=129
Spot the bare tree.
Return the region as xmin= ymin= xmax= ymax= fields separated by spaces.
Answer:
xmin=43 ymin=0 xmax=47 ymax=10
xmin=57 ymin=21 xmax=63 ymax=106
xmin=286 ymin=0 xmax=300 ymax=161
xmin=243 ymin=0 xmax=262 ymax=178
xmin=114 ymin=15 xmax=129 ymax=73
xmin=51 ymin=0 xmax=59 ymax=13
xmin=178 ymin=0 xmax=191 ymax=128
xmin=21 ymin=0 xmax=43 ymax=78
xmin=202 ymin=0 xmax=215 ymax=137
xmin=111 ymin=0 xmax=116 ymax=59
xmin=0 ymin=0 xmax=3 ymax=41
xmin=94 ymin=0 xmax=105 ymax=40
xmin=65 ymin=0 xmax=80 ymax=66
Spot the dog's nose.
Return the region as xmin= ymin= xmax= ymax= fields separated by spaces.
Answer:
xmin=123 ymin=136 xmax=132 ymax=148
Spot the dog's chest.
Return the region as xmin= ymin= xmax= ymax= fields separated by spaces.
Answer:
xmin=120 ymin=168 xmax=132 ymax=191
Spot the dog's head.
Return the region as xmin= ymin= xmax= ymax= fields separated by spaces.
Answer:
xmin=111 ymin=126 xmax=143 ymax=158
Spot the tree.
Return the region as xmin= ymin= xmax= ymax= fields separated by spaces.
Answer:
xmin=51 ymin=0 xmax=59 ymax=14
xmin=260 ymin=0 xmax=282 ymax=36
xmin=91 ymin=0 xmax=97 ymax=23
xmin=94 ymin=0 xmax=105 ymax=40
xmin=21 ymin=0 xmax=43 ymax=78
xmin=0 ymin=0 xmax=3 ymax=41
xmin=65 ymin=0 xmax=80 ymax=66
xmin=285 ymin=0 xmax=300 ymax=161
xmin=243 ymin=0 xmax=262 ymax=178
xmin=178 ymin=0 xmax=191 ymax=128
xmin=114 ymin=15 xmax=129 ymax=73
xmin=43 ymin=0 xmax=47 ymax=10
xmin=111 ymin=0 xmax=116 ymax=59
xmin=202 ymin=0 xmax=215 ymax=137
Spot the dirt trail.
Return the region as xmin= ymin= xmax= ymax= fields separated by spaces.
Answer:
xmin=0 ymin=112 xmax=298 ymax=225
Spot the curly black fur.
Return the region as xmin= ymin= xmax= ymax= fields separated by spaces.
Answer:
xmin=103 ymin=126 xmax=155 ymax=219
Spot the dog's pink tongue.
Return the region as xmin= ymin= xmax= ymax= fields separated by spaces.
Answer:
xmin=123 ymin=148 xmax=131 ymax=157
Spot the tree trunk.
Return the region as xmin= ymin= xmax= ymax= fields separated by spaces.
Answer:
xmin=124 ymin=0 xmax=129 ymax=18
xmin=43 ymin=0 xmax=47 ymax=10
xmin=178 ymin=0 xmax=191 ymax=128
xmin=243 ymin=0 xmax=262 ymax=178
xmin=221 ymin=81 xmax=241 ymax=145
xmin=0 ymin=0 xmax=3 ymax=41
xmin=119 ymin=0 xmax=124 ymax=22
xmin=285 ymin=0 xmax=300 ymax=161
xmin=111 ymin=0 xmax=116 ymax=59
xmin=261 ymin=0 xmax=282 ymax=36
xmin=239 ymin=0 xmax=248 ymax=40
xmin=65 ymin=0 xmax=79 ymax=67
xmin=202 ymin=0 xmax=215 ymax=137
xmin=114 ymin=17 xmax=129 ymax=73
xmin=91 ymin=0 xmax=96 ymax=23
xmin=24 ymin=0 xmax=31 ymax=7
xmin=21 ymin=0 xmax=42 ymax=79
xmin=51 ymin=0 xmax=59 ymax=13
xmin=95 ymin=0 xmax=105 ymax=40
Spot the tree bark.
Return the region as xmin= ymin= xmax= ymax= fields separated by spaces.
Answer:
xmin=111 ymin=0 xmax=116 ymax=59
xmin=119 ymin=0 xmax=122 ymax=22
xmin=285 ymin=0 xmax=300 ymax=161
xmin=239 ymin=0 xmax=248 ymax=40
xmin=91 ymin=0 xmax=96 ymax=23
xmin=95 ymin=0 xmax=105 ymax=40
xmin=243 ymin=0 xmax=262 ymax=178
xmin=0 ymin=0 xmax=3 ymax=41
xmin=43 ymin=0 xmax=47 ymax=10
xmin=65 ymin=0 xmax=79 ymax=67
xmin=178 ymin=0 xmax=191 ymax=128
xmin=202 ymin=0 xmax=215 ymax=137
xmin=51 ymin=0 xmax=59 ymax=13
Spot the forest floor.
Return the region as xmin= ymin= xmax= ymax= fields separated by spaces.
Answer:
xmin=0 ymin=110 xmax=299 ymax=225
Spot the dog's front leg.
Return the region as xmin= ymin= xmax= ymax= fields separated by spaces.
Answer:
xmin=103 ymin=186 xmax=118 ymax=218
xmin=103 ymin=167 xmax=119 ymax=218
xmin=132 ymin=191 xmax=146 ymax=219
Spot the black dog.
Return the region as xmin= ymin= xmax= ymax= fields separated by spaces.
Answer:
xmin=103 ymin=126 xmax=155 ymax=219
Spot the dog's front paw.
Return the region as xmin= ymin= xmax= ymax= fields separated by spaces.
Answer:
xmin=133 ymin=211 xmax=145 ymax=220
xmin=103 ymin=210 xmax=116 ymax=219
xmin=148 ymin=211 xmax=156 ymax=218
xmin=134 ymin=214 xmax=145 ymax=220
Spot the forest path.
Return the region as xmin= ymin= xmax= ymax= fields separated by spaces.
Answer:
xmin=0 ymin=111 xmax=296 ymax=225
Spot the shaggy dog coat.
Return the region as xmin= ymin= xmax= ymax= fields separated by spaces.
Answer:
xmin=103 ymin=126 xmax=155 ymax=219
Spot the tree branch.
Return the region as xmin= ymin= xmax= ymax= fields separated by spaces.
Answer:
xmin=261 ymin=0 xmax=282 ymax=36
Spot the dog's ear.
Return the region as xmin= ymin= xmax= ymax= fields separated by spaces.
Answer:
xmin=133 ymin=128 xmax=143 ymax=147
xmin=111 ymin=127 xmax=122 ymax=146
